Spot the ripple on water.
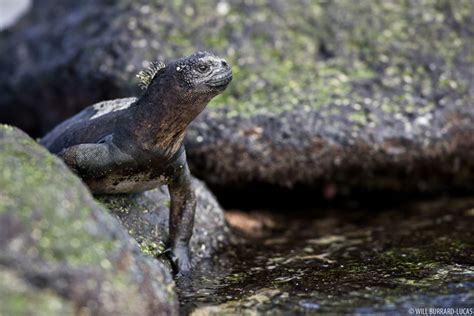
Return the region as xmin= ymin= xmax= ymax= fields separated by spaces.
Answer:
xmin=179 ymin=197 xmax=474 ymax=315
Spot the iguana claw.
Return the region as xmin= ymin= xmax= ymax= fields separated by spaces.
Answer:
xmin=164 ymin=247 xmax=193 ymax=276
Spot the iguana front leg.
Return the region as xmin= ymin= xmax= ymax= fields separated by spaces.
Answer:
xmin=167 ymin=153 xmax=196 ymax=275
xmin=58 ymin=142 xmax=128 ymax=178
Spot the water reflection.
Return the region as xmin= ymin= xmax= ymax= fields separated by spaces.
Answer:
xmin=178 ymin=198 xmax=474 ymax=315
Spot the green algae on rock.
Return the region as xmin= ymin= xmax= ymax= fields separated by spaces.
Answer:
xmin=0 ymin=0 xmax=472 ymax=193
xmin=0 ymin=125 xmax=178 ymax=315
xmin=0 ymin=0 xmax=472 ymax=131
xmin=97 ymin=177 xmax=234 ymax=262
xmin=187 ymin=103 xmax=474 ymax=194
xmin=0 ymin=269 xmax=74 ymax=316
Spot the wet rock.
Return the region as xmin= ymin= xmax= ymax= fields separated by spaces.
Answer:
xmin=187 ymin=102 xmax=474 ymax=195
xmin=0 ymin=125 xmax=178 ymax=315
xmin=224 ymin=210 xmax=278 ymax=238
xmin=98 ymin=177 xmax=234 ymax=262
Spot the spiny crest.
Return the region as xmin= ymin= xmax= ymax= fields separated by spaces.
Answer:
xmin=136 ymin=60 xmax=166 ymax=90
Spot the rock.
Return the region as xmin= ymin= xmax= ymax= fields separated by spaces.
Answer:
xmin=0 ymin=1 xmax=472 ymax=193
xmin=0 ymin=0 xmax=30 ymax=30
xmin=0 ymin=0 xmax=236 ymax=135
xmin=98 ymin=177 xmax=234 ymax=262
xmin=224 ymin=210 xmax=278 ymax=238
xmin=0 ymin=125 xmax=178 ymax=315
xmin=186 ymin=102 xmax=474 ymax=196
xmin=0 ymin=268 xmax=74 ymax=315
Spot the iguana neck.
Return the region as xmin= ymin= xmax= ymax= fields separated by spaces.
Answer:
xmin=123 ymin=77 xmax=208 ymax=156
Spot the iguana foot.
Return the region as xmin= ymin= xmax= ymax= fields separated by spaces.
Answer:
xmin=168 ymin=246 xmax=193 ymax=276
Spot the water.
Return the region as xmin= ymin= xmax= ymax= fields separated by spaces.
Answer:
xmin=177 ymin=197 xmax=474 ymax=315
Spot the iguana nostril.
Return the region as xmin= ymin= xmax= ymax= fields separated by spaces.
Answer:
xmin=221 ymin=60 xmax=228 ymax=67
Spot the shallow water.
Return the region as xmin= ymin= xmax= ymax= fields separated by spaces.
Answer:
xmin=177 ymin=197 xmax=474 ymax=315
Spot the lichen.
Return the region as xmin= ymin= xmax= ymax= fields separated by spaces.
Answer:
xmin=97 ymin=192 xmax=170 ymax=260
xmin=0 ymin=126 xmax=177 ymax=315
xmin=185 ymin=0 xmax=472 ymax=117
xmin=140 ymin=240 xmax=167 ymax=258
xmin=0 ymin=129 xmax=118 ymax=266
xmin=0 ymin=269 xmax=74 ymax=316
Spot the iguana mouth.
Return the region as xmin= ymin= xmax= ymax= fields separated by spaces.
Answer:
xmin=207 ymin=70 xmax=233 ymax=88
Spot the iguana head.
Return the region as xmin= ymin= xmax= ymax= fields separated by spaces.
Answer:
xmin=134 ymin=52 xmax=232 ymax=150
xmin=173 ymin=51 xmax=233 ymax=93
xmin=137 ymin=51 xmax=232 ymax=105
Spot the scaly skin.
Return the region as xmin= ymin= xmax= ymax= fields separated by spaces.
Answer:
xmin=40 ymin=51 xmax=232 ymax=274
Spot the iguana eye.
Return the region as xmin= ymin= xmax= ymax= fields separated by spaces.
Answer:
xmin=197 ymin=64 xmax=209 ymax=72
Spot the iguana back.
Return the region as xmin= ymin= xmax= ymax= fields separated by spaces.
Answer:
xmin=40 ymin=97 xmax=138 ymax=153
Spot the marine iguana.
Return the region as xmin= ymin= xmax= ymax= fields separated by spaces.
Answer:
xmin=40 ymin=51 xmax=232 ymax=274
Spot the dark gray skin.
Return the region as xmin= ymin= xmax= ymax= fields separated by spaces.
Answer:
xmin=40 ymin=51 xmax=232 ymax=274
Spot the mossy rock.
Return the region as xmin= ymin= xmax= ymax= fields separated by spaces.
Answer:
xmin=0 ymin=125 xmax=178 ymax=315
xmin=0 ymin=0 xmax=472 ymax=192
xmin=0 ymin=0 xmax=472 ymax=133
xmin=187 ymin=103 xmax=474 ymax=195
xmin=0 ymin=269 xmax=74 ymax=316
xmin=97 ymin=177 xmax=234 ymax=262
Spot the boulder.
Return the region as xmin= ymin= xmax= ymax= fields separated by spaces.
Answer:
xmin=0 ymin=125 xmax=178 ymax=315
xmin=186 ymin=101 xmax=474 ymax=196
xmin=98 ymin=177 xmax=234 ymax=262
xmin=0 ymin=0 xmax=472 ymax=194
